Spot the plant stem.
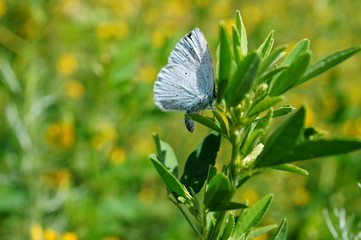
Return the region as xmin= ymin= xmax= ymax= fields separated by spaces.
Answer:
xmin=208 ymin=211 xmax=227 ymax=240
xmin=176 ymin=203 xmax=202 ymax=238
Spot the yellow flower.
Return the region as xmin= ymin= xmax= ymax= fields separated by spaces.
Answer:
xmin=102 ymin=236 xmax=120 ymax=240
xmin=96 ymin=21 xmax=129 ymax=40
xmin=140 ymin=64 xmax=157 ymax=83
xmin=109 ymin=147 xmax=126 ymax=164
xmin=44 ymin=168 xmax=71 ymax=188
xmin=44 ymin=228 xmax=58 ymax=240
xmin=305 ymin=106 xmax=315 ymax=126
xmin=138 ymin=187 xmax=155 ymax=204
xmin=0 ymin=0 xmax=6 ymax=18
xmin=144 ymin=7 xmax=159 ymax=25
xmin=57 ymin=52 xmax=78 ymax=76
xmin=151 ymin=29 xmax=166 ymax=48
xmin=46 ymin=122 xmax=75 ymax=148
xmin=242 ymin=189 xmax=259 ymax=205
xmin=30 ymin=224 xmax=43 ymax=240
xmin=61 ymin=232 xmax=78 ymax=240
xmin=91 ymin=122 xmax=117 ymax=150
xmin=65 ymin=80 xmax=85 ymax=99
xmin=292 ymin=187 xmax=310 ymax=206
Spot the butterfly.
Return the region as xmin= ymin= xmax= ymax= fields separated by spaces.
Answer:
xmin=153 ymin=28 xmax=215 ymax=132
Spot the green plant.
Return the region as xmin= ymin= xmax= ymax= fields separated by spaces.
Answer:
xmin=150 ymin=11 xmax=361 ymax=240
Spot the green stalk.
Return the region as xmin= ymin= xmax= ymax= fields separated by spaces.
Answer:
xmin=208 ymin=211 xmax=227 ymax=240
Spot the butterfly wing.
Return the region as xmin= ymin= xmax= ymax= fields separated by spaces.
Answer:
xmin=154 ymin=28 xmax=214 ymax=111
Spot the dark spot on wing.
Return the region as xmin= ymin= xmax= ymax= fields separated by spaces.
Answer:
xmin=185 ymin=72 xmax=187 ymax=75
xmin=187 ymin=32 xmax=192 ymax=38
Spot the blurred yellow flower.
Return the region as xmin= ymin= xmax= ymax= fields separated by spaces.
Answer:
xmin=91 ymin=122 xmax=117 ymax=150
xmin=242 ymin=189 xmax=259 ymax=205
xmin=30 ymin=224 xmax=43 ymax=240
xmin=254 ymin=233 xmax=268 ymax=240
xmin=61 ymin=232 xmax=78 ymax=240
xmin=0 ymin=0 xmax=6 ymax=18
xmin=57 ymin=52 xmax=78 ymax=76
xmin=138 ymin=187 xmax=155 ymax=204
xmin=134 ymin=137 xmax=154 ymax=155
xmin=305 ymin=106 xmax=315 ymax=126
xmin=96 ymin=21 xmax=129 ymax=40
xmin=109 ymin=146 xmax=126 ymax=164
xmin=292 ymin=187 xmax=310 ymax=206
xmin=151 ymin=29 xmax=166 ymax=48
xmin=46 ymin=122 xmax=75 ymax=148
xmin=140 ymin=64 xmax=157 ymax=83
xmin=65 ymin=80 xmax=85 ymax=99
xmin=102 ymin=236 xmax=120 ymax=240
xmin=44 ymin=168 xmax=71 ymax=188
xmin=166 ymin=0 xmax=190 ymax=17
xmin=44 ymin=228 xmax=58 ymax=240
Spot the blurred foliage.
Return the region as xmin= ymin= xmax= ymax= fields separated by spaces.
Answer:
xmin=0 ymin=0 xmax=360 ymax=239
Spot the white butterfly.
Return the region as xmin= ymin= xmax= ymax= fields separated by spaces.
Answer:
xmin=154 ymin=28 xmax=215 ymax=132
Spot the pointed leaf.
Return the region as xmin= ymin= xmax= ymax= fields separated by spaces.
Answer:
xmin=236 ymin=10 xmax=248 ymax=56
xmin=280 ymin=139 xmax=361 ymax=164
xmin=269 ymin=52 xmax=310 ymax=96
xmin=248 ymin=96 xmax=283 ymax=117
xmin=247 ymin=225 xmax=278 ymax=240
xmin=273 ymin=104 xmax=295 ymax=118
xmin=281 ymin=39 xmax=309 ymax=66
xmin=272 ymin=164 xmax=309 ymax=176
xmin=227 ymin=52 xmax=259 ymax=107
xmin=257 ymin=66 xmax=287 ymax=84
xmin=271 ymin=219 xmax=288 ymax=240
xmin=185 ymin=113 xmax=222 ymax=133
xmin=208 ymin=201 xmax=248 ymax=212
xmin=221 ymin=213 xmax=235 ymax=240
xmin=255 ymin=107 xmax=305 ymax=168
xmin=213 ymin=110 xmax=229 ymax=137
xmin=153 ymin=134 xmax=179 ymax=177
xmin=232 ymin=25 xmax=242 ymax=64
xmin=205 ymin=173 xmax=233 ymax=209
xmin=257 ymin=30 xmax=275 ymax=59
xmin=150 ymin=155 xmax=188 ymax=198
xmin=181 ymin=132 xmax=221 ymax=193
xmin=299 ymin=45 xmax=361 ymax=84
xmin=233 ymin=194 xmax=274 ymax=237
xmin=217 ymin=23 xmax=233 ymax=103
xmin=258 ymin=47 xmax=286 ymax=75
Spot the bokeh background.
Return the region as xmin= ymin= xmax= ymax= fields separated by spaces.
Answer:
xmin=0 ymin=0 xmax=360 ymax=239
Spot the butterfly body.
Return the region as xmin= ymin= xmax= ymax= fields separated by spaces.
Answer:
xmin=154 ymin=28 xmax=215 ymax=132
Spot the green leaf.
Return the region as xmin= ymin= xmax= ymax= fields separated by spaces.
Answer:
xmin=217 ymin=23 xmax=233 ymax=103
xmin=273 ymin=104 xmax=295 ymax=118
xmin=280 ymin=139 xmax=361 ymax=164
xmin=255 ymin=107 xmax=305 ymax=168
xmin=299 ymin=45 xmax=361 ymax=85
xmin=221 ymin=213 xmax=235 ymax=240
xmin=233 ymin=194 xmax=273 ymax=238
xmin=232 ymin=25 xmax=242 ymax=64
xmin=258 ymin=47 xmax=286 ymax=75
xmin=208 ymin=201 xmax=248 ymax=212
xmin=257 ymin=30 xmax=275 ymax=59
xmin=257 ymin=66 xmax=287 ymax=85
xmin=247 ymin=225 xmax=278 ymax=240
xmin=269 ymin=52 xmax=310 ymax=96
xmin=271 ymin=219 xmax=288 ymax=240
xmin=281 ymin=39 xmax=309 ymax=66
xmin=152 ymin=134 xmax=179 ymax=177
xmin=248 ymin=96 xmax=284 ymax=117
xmin=255 ymin=109 xmax=273 ymax=131
xmin=213 ymin=110 xmax=229 ymax=137
xmin=185 ymin=113 xmax=222 ymax=133
xmin=272 ymin=164 xmax=309 ymax=176
xmin=226 ymin=52 xmax=259 ymax=107
xmin=236 ymin=10 xmax=248 ymax=56
xmin=204 ymin=173 xmax=233 ymax=209
xmin=150 ymin=155 xmax=188 ymax=199
xmin=181 ymin=132 xmax=221 ymax=193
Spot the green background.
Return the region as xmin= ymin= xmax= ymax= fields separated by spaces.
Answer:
xmin=0 ymin=0 xmax=360 ymax=239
